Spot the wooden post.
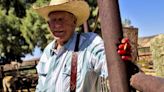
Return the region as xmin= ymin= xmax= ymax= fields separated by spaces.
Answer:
xmin=97 ymin=0 xmax=129 ymax=92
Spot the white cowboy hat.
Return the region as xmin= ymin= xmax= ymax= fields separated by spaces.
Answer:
xmin=33 ymin=0 xmax=90 ymax=26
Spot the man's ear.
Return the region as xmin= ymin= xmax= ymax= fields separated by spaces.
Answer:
xmin=47 ymin=21 xmax=50 ymax=26
xmin=73 ymin=20 xmax=77 ymax=25
xmin=47 ymin=21 xmax=52 ymax=30
xmin=73 ymin=16 xmax=77 ymax=24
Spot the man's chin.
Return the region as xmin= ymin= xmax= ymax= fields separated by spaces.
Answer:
xmin=54 ymin=37 xmax=67 ymax=44
xmin=54 ymin=36 xmax=63 ymax=40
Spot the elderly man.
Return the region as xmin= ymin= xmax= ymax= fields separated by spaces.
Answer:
xmin=33 ymin=0 xmax=131 ymax=92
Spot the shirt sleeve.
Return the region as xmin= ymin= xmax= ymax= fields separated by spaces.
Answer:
xmin=87 ymin=33 xmax=108 ymax=78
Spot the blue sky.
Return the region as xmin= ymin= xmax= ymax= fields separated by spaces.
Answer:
xmin=119 ymin=0 xmax=164 ymax=37
xmin=22 ymin=46 xmax=42 ymax=61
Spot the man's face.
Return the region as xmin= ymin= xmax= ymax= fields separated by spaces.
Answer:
xmin=48 ymin=11 xmax=77 ymax=44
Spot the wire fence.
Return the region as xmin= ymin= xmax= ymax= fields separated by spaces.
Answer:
xmin=100 ymin=77 xmax=110 ymax=92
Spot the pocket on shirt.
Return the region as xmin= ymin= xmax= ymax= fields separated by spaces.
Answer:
xmin=63 ymin=64 xmax=81 ymax=76
xmin=36 ymin=62 xmax=49 ymax=76
xmin=63 ymin=65 xmax=71 ymax=76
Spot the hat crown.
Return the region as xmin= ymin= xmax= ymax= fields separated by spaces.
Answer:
xmin=50 ymin=0 xmax=78 ymax=5
xmin=34 ymin=0 xmax=89 ymax=26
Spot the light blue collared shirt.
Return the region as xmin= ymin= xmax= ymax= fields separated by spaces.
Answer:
xmin=36 ymin=32 xmax=108 ymax=92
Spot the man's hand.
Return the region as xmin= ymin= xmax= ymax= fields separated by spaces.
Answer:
xmin=117 ymin=38 xmax=132 ymax=61
xmin=118 ymin=38 xmax=141 ymax=91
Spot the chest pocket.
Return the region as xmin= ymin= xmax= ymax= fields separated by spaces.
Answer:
xmin=63 ymin=60 xmax=82 ymax=77
xmin=37 ymin=58 xmax=52 ymax=77
xmin=63 ymin=62 xmax=81 ymax=77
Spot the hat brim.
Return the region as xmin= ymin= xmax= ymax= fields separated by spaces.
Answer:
xmin=33 ymin=1 xmax=90 ymax=26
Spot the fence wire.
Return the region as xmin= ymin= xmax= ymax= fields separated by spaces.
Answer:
xmin=100 ymin=77 xmax=110 ymax=92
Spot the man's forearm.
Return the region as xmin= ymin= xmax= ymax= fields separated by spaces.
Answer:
xmin=130 ymin=72 xmax=164 ymax=92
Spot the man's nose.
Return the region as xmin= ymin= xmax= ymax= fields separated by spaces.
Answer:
xmin=53 ymin=21 xmax=62 ymax=28
xmin=54 ymin=23 xmax=62 ymax=28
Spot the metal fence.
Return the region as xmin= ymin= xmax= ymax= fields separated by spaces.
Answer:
xmin=100 ymin=77 xmax=110 ymax=92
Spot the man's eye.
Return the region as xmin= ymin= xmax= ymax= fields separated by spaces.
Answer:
xmin=50 ymin=19 xmax=56 ymax=23
xmin=59 ymin=18 xmax=63 ymax=21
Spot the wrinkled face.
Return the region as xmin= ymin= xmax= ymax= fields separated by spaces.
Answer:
xmin=48 ymin=11 xmax=77 ymax=44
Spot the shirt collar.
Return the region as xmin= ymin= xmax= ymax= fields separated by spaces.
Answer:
xmin=51 ymin=32 xmax=77 ymax=51
xmin=63 ymin=32 xmax=77 ymax=51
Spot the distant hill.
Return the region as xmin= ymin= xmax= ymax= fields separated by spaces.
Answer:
xmin=138 ymin=35 xmax=158 ymax=48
